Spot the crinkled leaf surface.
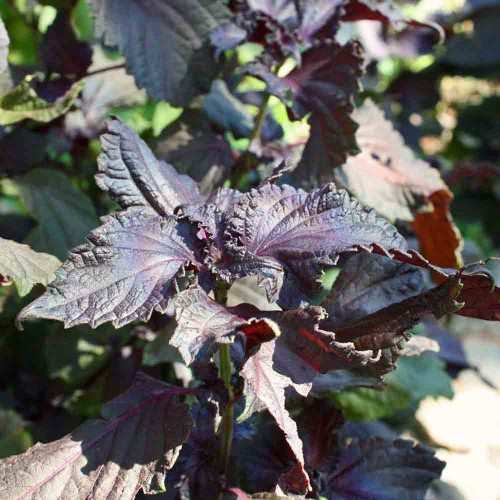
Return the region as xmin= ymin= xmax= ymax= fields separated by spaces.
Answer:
xmin=17 ymin=212 xmax=202 ymax=329
xmin=89 ymin=0 xmax=230 ymax=106
xmin=337 ymin=99 xmax=448 ymax=222
xmin=0 ymin=76 xmax=83 ymax=126
xmin=215 ymin=0 xmax=343 ymax=55
xmin=352 ymin=238 xmax=500 ymax=322
xmin=0 ymin=237 xmax=61 ymax=296
xmin=247 ymin=43 xmax=363 ymax=188
xmin=324 ymin=272 xmax=464 ymax=375
xmin=0 ymin=19 xmax=9 ymax=74
xmin=0 ymin=372 xmax=194 ymax=500
xmin=326 ymin=437 xmax=445 ymax=499
xmin=324 ymin=252 xmax=423 ymax=324
xmin=172 ymin=287 xmax=278 ymax=365
xmin=15 ymin=169 xmax=99 ymax=261
xmin=219 ymin=183 xmax=406 ymax=307
xmin=96 ymin=117 xmax=204 ymax=216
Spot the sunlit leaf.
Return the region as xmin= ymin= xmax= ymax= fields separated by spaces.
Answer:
xmin=0 ymin=75 xmax=83 ymax=126
xmin=96 ymin=117 xmax=204 ymax=216
xmin=17 ymin=212 xmax=202 ymax=329
xmin=218 ymin=183 xmax=406 ymax=307
xmin=0 ymin=237 xmax=61 ymax=296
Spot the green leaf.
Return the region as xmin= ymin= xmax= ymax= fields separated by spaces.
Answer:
xmin=330 ymin=382 xmax=410 ymax=421
xmin=0 ymin=75 xmax=83 ymax=125
xmin=0 ymin=409 xmax=33 ymax=459
xmin=44 ymin=326 xmax=112 ymax=387
xmin=388 ymin=353 xmax=454 ymax=401
xmin=0 ymin=237 xmax=61 ymax=296
xmin=14 ymin=169 xmax=99 ymax=261
xmin=330 ymin=354 xmax=453 ymax=421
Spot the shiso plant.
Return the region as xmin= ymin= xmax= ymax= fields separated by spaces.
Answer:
xmin=0 ymin=1 xmax=500 ymax=499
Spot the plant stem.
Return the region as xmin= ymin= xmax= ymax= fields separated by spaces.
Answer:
xmin=218 ymin=343 xmax=234 ymax=475
xmin=231 ymin=92 xmax=271 ymax=188
xmin=249 ymin=91 xmax=271 ymax=147
xmin=84 ymin=63 xmax=126 ymax=78
xmin=215 ymin=281 xmax=234 ymax=500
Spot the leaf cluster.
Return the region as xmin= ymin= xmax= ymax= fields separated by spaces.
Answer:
xmin=0 ymin=1 xmax=499 ymax=500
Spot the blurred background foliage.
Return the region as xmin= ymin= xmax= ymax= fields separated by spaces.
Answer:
xmin=0 ymin=1 xmax=500 ymax=497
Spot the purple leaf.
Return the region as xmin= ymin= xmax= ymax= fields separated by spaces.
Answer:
xmin=422 ymin=318 xmax=468 ymax=368
xmin=232 ymin=419 xmax=299 ymax=495
xmin=246 ymin=43 xmax=363 ymax=188
xmin=241 ymin=337 xmax=316 ymax=493
xmin=336 ymin=99 xmax=449 ymax=221
xmin=342 ymin=0 xmax=445 ymax=43
xmin=172 ymin=287 xmax=278 ymax=365
xmin=310 ymin=370 xmax=386 ymax=397
xmin=175 ymin=203 xmax=227 ymax=267
xmin=360 ymin=249 xmax=500 ymax=323
xmin=206 ymin=187 xmax=243 ymax=217
xmin=0 ymin=372 xmax=194 ymax=499
xmin=89 ymin=0 xmax=231 ymax=106
xmin=320 ymin=260 xmax=466 ymax=375
xmin=218 ymin=183 xmax=406 ymax=307
xmin=296 ymin=399 xmax=344 ymax=472
xmin=210 ymin=22 xmax=248 ymax=54
xmin=64 ymin=48 xmax=145 ymax=140
xmin=96 ymin=117 xmax=204 ymax=216
xmin=168 ymin=401 xmax=221 ymax=499
xmin=163 ymin=133 xmax=235 ymax=194
xmin=40 ymin=11 xmax=92 ymax=79
xmin=326 ymin=437 xmax=445 ymax=499
xmin=324 ymin=253 xmax=423 ymax=325
xmin=221 ymin=0 xmax=343 ymax=56
xmin=16 ymin=211 xmax=202 ymax=329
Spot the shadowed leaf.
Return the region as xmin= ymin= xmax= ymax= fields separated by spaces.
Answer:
xmin=40 ymin=10 xmax=92 ymax=79
xmin=89 ymin=0 xmax=230 ymax=106
xmin=0 ymin=372 xmax=194 ymax=500
xmin=15 ymin=169 xmax=99 ymax=261
xmin=326 ymin=437 xmax=445 ymax=499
